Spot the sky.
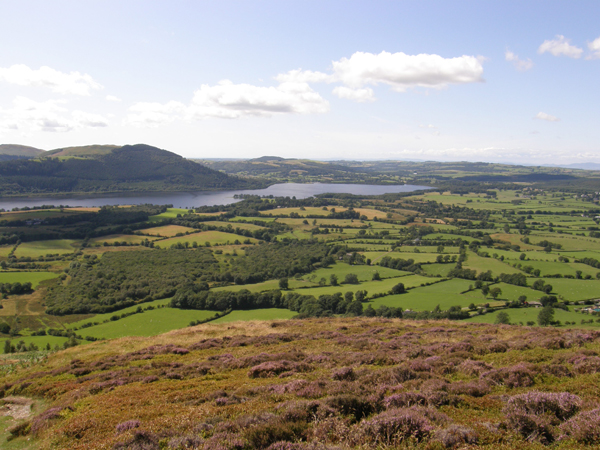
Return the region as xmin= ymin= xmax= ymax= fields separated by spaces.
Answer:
xmin=0 ymin=0 xmax=599 ymax=164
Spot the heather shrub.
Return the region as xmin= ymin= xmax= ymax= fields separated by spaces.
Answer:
xmin=113 ymin=430 xmax=159 ymax=450
xmin=434 ymin=425 xmax=478 ymax=448
xmin=352 ymin=407 xmax=434 ymax=445
xmin=30 ymin=406 xmax=67 ymax=435
xmin=331 ymin=367 xmax=355 ymax=381
xmin=543 ymin=364 xmax=573 ymax=378
xmin=384 ymin=392 xmax=428 ymax=408
xmin=167 ymin=435 xmax=204 ymax=449
xmin=458 ymin=359 xmax=493 ymax=377
xmin=295 ymin=380 xmax=328 ymax=399
xmin=572 ymin=356 xmax=600 ymax=374
xmin=503 ymin=391 xmax=582 ymax=443
xmin=324 ymin=394 xmax=377 ymax=421
xmin=248 ymin=361 xmax=311 ymax=378
xmin=559 ymin=408 xmax=600 ymax=444
xmin=116 ymin=420 xmax=141 ymax=434
xmin=481 ymin=363 xmax=537 ymax=388
xmin=278 ymin=400 xmax=335 ymax=423
xmin=244 ymin=419 xmax=308 ymax=449
xmin=447 ymin=381 xmax=491 ymax=397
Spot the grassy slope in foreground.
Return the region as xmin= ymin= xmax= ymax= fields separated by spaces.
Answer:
xmin=2 ymin=318 xmax=600 ymax=449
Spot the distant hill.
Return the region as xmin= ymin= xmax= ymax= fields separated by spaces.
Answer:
xmin=45 ymin=144 xmax=120 ymax=158
xmin=0 ymin=144 xmax=45 ymax=161
xmin=0 ymin=144 xmax=264 ymax=196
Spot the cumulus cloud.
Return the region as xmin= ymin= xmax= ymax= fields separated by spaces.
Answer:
xmin=127 ymin=79 xmax=329 ymax=126
xmin=0 ymin=64 xmax=102 ymax=95
xmin=332 ymin=86 xmax=375 ymax=102
xmin=505 ymin=50 xmax=533 ymax=71
xmin=538 ymin=35 xmax=583 ymax=58
xmin=125 ymin=101 xmax=187 ymax=127
xmin=275 ymin=69 xmax=333 ymax=84
xmin=534 ymin=112 xmax=560 ymax=122
xmin=0 ymin=96 xmax=108 ymax=133
xmin=587 ymin=36 xmax=600 ymax=59
xmin=419 ymin=124 xmax=436 ymax=129
xmin=330 ymin=51 xmax=484 ymax=92
xmin=106 ymin=95 xmax=122 ymax=102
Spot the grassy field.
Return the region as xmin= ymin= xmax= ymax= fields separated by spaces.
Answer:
xmin=465 ymin=307 xmax=600 ymax=328
xmin=421 ymin=263 xmax=453 ymax=277
xmin=147 ymin=208 xmax=189 ymax=222
xmin=543 ymin=278 xmax=600 ymax=301
xmin=202 ymin=221 xmax=266 ymax=231
xmin=369 ymin=278 xmax=475 ymax=311
xmin=66 ymin=298 xmax=173 ymax=329
xmin=212 ymin=308 xmax=297 ymax=323
xmin=0 ymin=271 xmax=59 ymax=287
xmin=463 ymin=252 xmax=523 ymax=275
xmin=260 ymin=206 xmax=346 ymax=217
xmin=66 ymin=307 xmax=219 ymax=339
xmin=141 ymin=225 xmax=198 ymax=237
xmin=14 ymin=239 xmax=80 ymax=258
xmin=88 ymin=234 xmax=156 ymax=246
xmin=156 ymin=230 xmax=257 ymax=247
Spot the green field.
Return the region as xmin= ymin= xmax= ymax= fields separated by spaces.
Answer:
xmin=147 ymin=208 xmax=189 ymax=222
xmin=157 ymin=230 xmax=257 ymax=247
xmin=544 ymin=278 xmax=600 ymax=301
xmin=66 ymin=307 xmax=219 ymax=339
xmin=14 ymin=239 xmax=80 ymax=258
xmin=88 ymin=234 xmax=156 ymax=246
xmin=66 ymin=298 xmax=173 ymax=329
xmin=212 ymin=308 xmax=297 ymax=323
xmin=369 ymin=278 xmax=475 ymax=311
xmin=421 ymin=263 xmax=453 ymax=277
xmin=465 ymin=307 xmax=600 ymax=328
xmin=463 ymin=252 xmax=523 ymax=275
xmin=0 ymin=271 xmax=59 ymax=287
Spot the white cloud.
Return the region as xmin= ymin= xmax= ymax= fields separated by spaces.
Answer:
xmin=534 ymin=112 xmax=560 ymax=122
xmin=275 ymin=69 xmax=333 ymax=84
xmin=587 ymin=36 xmax=600 ymax=59
xmin=106 ymin=95 xmax=122 ymax=102
xmin=0 ymin=96 xmax=108 ymax=133
xmin=505 ymin=50 xmax=533 ymax=71
xmin=330 ymin=51 xmax=484 ymax=92
xmin=125 ymin=101 xmax=186 ymax=127
xmin=0 ymin=64 xmax=103 ymax=95
xmin=332 ymin=86 xmax=375 ymax=102
xmin=538 ymin=35 xmax=583 ymax=58
xmin=418 ymin=124 xmax=436 ymax=129
xmin=127 ymin=79 xmax=329 ymax=125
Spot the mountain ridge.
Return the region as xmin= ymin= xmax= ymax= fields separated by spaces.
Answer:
xmin=0 ymin=143 xmax=264 ymax=196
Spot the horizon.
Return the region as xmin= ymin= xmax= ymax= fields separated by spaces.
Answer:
xmin=1 ymin=1 xmax=599 ymax=164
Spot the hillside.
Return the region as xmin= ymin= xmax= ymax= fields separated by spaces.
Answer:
xmin=200 ymin=157 xmax=600 ymax=191
xmin=0 ymin=144 xmax=45 ymax=161
xmin=2 ymin=318 xmax=600 ymax=449
xmin=0 ymin=144 xmax=264 ymax=196
xmin=45 ymin=144 xmax=120 ymax=158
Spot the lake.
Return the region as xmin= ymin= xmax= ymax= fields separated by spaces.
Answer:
xmin=0 ymin=183 xmax=430 ymax=210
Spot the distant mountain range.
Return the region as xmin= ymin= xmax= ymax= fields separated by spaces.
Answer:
xmin=0 ymin=144 xmax=264 ymax=196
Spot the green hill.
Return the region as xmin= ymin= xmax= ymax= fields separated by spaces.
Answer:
xmin=0 ymin=144 xmax=45 ymax=161
xmin=0 ymin=143 xmax=264 ymax=195
xmin=45 ymin=144 xmax=120 ymax=158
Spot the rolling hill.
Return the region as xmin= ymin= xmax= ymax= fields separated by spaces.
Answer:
xmin=0 ymin=144 xmax=45 ymax=161
xmin=0 ymin=144 xmax=265 ymax=196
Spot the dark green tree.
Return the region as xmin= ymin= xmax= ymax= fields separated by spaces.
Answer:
xmin=537 ymin=306 xmax=555 ymax=326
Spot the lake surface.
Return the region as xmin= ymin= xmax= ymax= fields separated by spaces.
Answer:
xmin=0 ymin=183 xmax=430 ymax=210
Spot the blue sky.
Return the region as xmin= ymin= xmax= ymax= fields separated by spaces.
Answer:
xmin=0 ymin=0 xmax=599 ymax=164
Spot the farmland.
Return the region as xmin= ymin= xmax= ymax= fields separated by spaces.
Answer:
xmin=1 ymin=162 xmax=600 ymax=447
